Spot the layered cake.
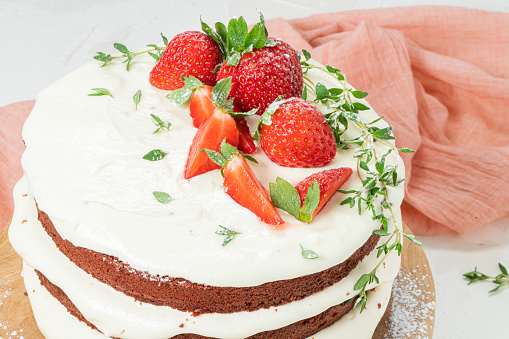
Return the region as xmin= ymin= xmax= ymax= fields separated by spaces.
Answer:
xmin=9 ymin=13 xmax=406 ymax=339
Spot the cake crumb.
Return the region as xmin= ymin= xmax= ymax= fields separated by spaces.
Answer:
xmin=179 ymin=323 xmax=184 ymax=328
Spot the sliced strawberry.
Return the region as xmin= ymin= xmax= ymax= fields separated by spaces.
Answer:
xmin=235 ymin=117 xmax=256 ymax=154
xmin=295 ymin=168 xmax=353 ymax=219
xmin=224 ymin=153 xmax=284 ymax=227
xmin=189 ymin=85 xmax=215 ymax=128
xmin=184 ymin=108 xmax=239 ymax=179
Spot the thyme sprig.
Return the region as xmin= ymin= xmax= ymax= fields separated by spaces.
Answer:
xmin=93 ymin=33 xmax=168 ymax=70
xmin=463 ymin=263 xmax=509 ymax=293
xmin=298 ymin=50 xmax=420 ymax=313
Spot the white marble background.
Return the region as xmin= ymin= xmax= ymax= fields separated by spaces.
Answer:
xmin=1 ymin=0 xmax=508 ymax=338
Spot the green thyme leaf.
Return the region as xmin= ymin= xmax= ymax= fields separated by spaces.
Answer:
xmin=269 ymin=177 xmax=301 ymax=219
xmin=463 ymin=263 xmax=509 ymax=293
xmin=352 ymin=102 xmax=370 ymax=111
xmin=88 ymin=88 xmax=113 ymax=98
xmin=153 ymin=191 xmax=172 ymax=204
xmin=299 ymin=244 xmax=319 ymax=259
xmin=93 ymin=52 xmax=114 ymax=67
xmin=143 ymin=149 xmax=167 ymax=161
xmin=302 ymin=86 xmax=308 ymax=100
xmin=315 ymin=82 xmax=330 ymax=101
xmin=151 ymin=114 xmax=171 ymax=133
xmin=114 ymin=43 xmax=130 ymax=54
xmin=500 ymin=263 xmax=508 ymax=276
xmin=161 ymin=32 xmax=169 ymax=46
xmin=299 ymin=181 xmax=320 ymax=223
xmin=351 ymin=90 xmax=368 ymax=99
xmin=133 ymin=90 xmax=141 ymax=110
xmin=399 ymin=148 xmax=416 ymax=153
xmin=215 ymin=225 xmax=241 ymax=246
xmin=354 ymin=274 xmax=371 ymax=291
xmin=403 ymin=233 xmax=423 ymax=246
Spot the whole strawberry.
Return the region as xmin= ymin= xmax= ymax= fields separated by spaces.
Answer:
xmin=216 ymin=39 xmax=303 ymax=114
xmin=149 ymin=31 xmax=223 ymax=90
xmin=258 ymin=97 xmax=337 ymax=168
xmin=201 ymin=13 xmax=303 ymax=114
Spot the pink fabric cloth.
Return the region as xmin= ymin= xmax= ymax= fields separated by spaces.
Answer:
xmin=1 ymin=101 xmax=34 ymax=231
xmin=1 ymin=7 xmax=509 ymax=235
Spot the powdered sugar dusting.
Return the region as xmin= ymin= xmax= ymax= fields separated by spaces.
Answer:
xmin=0 ymin=285 xmax=25 ymax=339
xmin=384 ymin=265 xmax=435 ymax=338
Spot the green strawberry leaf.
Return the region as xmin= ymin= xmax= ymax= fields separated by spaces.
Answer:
xmin=269 ymin=177 xmax=301 ymax=219
xmin=254 ymin=96 xmax=292 ymax=140
xmin=227 ymin=52 xmax=242 ymax=66
xmin=166 ymin=76 xmax=203 ymax=106
xmin=264 ymin=39 xmax=278 ymax=47
xmin=201 ymin=149 xmax=227 ymax=167
xmin=299 ymin=181 xmax=320 ymax=223
xmin=245 ymin=22 xmax=266 ymax=50
xmin=211 ymin=77 xmax=233 ymax=109
xmin=229 ymin=108 xmax=258 ymax=118
xmin=243 ymin=154 xmax=259 ymax=164
xmin=228 ymin=17 xmax=246 ymax=52
xmin=215 ymin=22 xmax=228 ymax=46
xmin=201 ymin=18 xmax=227 ymax=58
xmin=220 ymin=139 xmax=238 ymax=160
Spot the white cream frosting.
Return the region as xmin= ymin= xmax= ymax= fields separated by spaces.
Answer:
xmin=10 ymin=52 xmax=406 ymax=338
xmin=18 ymin=54 xmax=405 ymax=287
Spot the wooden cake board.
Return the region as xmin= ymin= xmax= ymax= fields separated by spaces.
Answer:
xmin=0 ymin=222 xmax=435 ymax=338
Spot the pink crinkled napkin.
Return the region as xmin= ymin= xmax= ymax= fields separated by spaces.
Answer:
xmin=0 ymin=101 xmax=34 ymax=231
xmin=1 ymin=7 xmax=509 ymax=235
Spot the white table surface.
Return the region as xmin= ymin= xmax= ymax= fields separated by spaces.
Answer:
xmin=1 ymin=0 xmax=508 ymax=338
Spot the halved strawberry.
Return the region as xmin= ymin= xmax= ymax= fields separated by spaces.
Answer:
xmin=189 ymin=85 xmax=215 ymax=128
xmin=235 ymin=117 xmax=256 ymax=154
xmin=149 ymin=31 xmax=223 ymax=90
xmin=295 ymin=168 xmax=353 ymax=219
xmin=184 ymin=107 xmax=239 ymax=179
xmin=269 ymin=168 xmax=352 ymax=223
xmin=204 ymin=141 xmax=284 ymax=227
xmin=224 ymin=154 xmax=284 ymax=226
